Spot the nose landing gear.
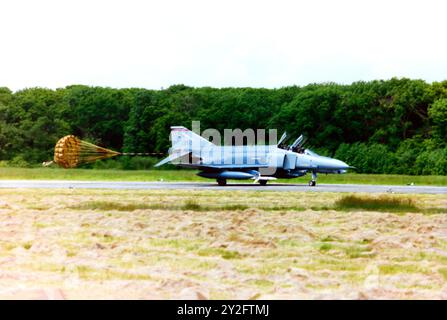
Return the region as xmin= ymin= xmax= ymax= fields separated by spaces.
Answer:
xmin=308 ymin=171 xmax=317 ymax=186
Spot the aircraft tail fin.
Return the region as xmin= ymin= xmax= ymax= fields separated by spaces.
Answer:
xmin=154 ymin=126 xmax=214 ymax=167
xmin=170 ymin=126 xmax=214 ymax=151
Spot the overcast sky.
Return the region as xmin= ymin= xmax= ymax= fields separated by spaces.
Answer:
xmin=1 ymin=0 xmax=446 ymax=91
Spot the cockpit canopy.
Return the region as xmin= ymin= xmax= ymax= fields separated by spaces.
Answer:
xmin=304 ymin=149 xmax=319 ymax=157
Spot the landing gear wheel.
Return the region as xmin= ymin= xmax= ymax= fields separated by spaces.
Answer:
xmin=259 ymin=180 xmax=268 ymax=186
xmin=309 ymin=180 xmax=316 ymax=186
xmin=217 ymin=179 xmax=227 ymax=186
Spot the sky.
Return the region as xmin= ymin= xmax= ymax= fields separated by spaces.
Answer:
xmin=0 ymin=0 xmax=446 ymax=91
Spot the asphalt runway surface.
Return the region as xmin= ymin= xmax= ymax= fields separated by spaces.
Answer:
xmin=0 ymin=180 xmax=446 ymax=194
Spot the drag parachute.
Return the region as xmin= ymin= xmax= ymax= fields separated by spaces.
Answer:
xmin=53 ymin=135 xmax=120 ymax=168
xmin=52 ymin=135 xmax=162 ymax=168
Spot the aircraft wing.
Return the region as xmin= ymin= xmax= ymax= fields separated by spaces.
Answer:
xmin=199 ymin=163 xmax=271 ymax=169
xmin=174 ymin=163 xmax=271 ymax=170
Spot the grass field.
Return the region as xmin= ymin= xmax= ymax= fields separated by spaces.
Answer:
xmin=0 ymin=188 xmax=445 ymax=299
xmin=1 ymin=167 xmax=447 ymax=185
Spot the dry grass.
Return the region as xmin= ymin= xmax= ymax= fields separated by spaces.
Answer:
xmin=0 ymin=188 xmax=446 ymax=299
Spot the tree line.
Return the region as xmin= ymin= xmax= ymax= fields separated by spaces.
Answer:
xmin=0 ymin=78 xmax=446 ymax=174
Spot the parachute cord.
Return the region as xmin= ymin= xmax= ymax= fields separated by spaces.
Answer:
xmin=120 ymin=153 xmax=165 ymax=156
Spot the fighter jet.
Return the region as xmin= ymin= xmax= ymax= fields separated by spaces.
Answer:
xmin=155 ymin=126 xmax=352 ymax=186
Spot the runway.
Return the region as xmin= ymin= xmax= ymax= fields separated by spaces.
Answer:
xmin=0 ymin=180 xmax=446 ymax=194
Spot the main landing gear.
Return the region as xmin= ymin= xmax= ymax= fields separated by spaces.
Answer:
xmin=217 ymin=178 xmax=227 ymax=186
xmin=308 ymin=171 xmax=317 ymax=187
xmin=259 ymin=180 xmax=268 ymax=186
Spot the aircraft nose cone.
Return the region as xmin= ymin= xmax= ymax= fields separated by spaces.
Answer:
xmin=336 ymin=159 xmax=349 ymax=169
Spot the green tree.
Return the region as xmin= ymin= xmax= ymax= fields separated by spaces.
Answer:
xmin=64 ymin=85 xmax=133 ymax=150
xmin=0 ymin=88 xmax=70 ymax=162
xmin=428 ymin=98 xmax=447 ymax=142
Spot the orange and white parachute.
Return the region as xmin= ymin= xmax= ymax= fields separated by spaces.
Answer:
xmin=51 ymin=135 xmax=162 ymax=168
xmin=53 ymin=135 xmax=120 ymax=168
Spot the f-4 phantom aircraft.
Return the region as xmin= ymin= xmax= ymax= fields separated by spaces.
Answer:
xmin=155 ymin=126 xmax=352 ymax=186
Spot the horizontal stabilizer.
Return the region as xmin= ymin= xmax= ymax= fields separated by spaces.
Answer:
xmin=154 ymin=150 xmax=190 ymax=167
